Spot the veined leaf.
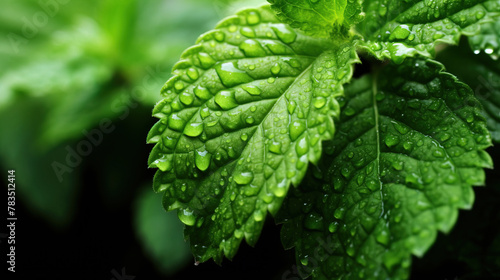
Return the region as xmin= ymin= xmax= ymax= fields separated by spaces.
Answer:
xmin=268 ymin=0 xmax=364 ymax=37
xmin=277 ymin=57 xmax=492 ymax=279
xmin=357 ymin=0 xmax=500 ymax=63
xmin=469 ymin=20 xmax=500 ymax=59
xmin=438 ymin=43 xmax=500 ymax=143
xmin=147 ymin=5 xmax=359 ymax=263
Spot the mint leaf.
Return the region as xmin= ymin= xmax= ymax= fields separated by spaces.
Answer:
xmin=438 ymin=44 xmax=500 ymax=143
xmin=277 ymin=57 xmax=492 ymax=279
xmin=357 ymin=0 xmax=500 ymax=63
xmin=147 ymin=5 xmax=359 ymax=263
xmin=469 ymin=21 xmax=500 ymax=59
xmin=268 ymin=0 xmax=364 ymax=37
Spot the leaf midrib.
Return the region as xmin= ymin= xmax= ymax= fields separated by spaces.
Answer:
xmin=371 ymin=73 xmax=385 ymax=217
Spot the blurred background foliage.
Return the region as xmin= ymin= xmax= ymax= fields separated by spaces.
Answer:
xmin=1 ymin=0 xmax=499 ymax=279
xmin=0 ymin=0 xmax=285 ymax=278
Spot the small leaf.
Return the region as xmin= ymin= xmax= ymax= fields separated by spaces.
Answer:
xmin=357 ymin=0 xmax=500 ymax=63
xmin=277 ymin=57 xmax=492 ymax=279
xmin=147 ymin=5 xmax=360 ymax=263
xmin=268 ymin=0 xmax=364 ymax=37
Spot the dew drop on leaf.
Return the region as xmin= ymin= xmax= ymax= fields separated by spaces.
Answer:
xmin=216 ymin=62 xmax=253 ymax=87
xmin=271 ymin=25 xmax=297 ymax=44
xmin=184 ymin=122 xmax=203 ymax=137
xmin=215 ymin=90 xmax=238 ymax=110
xmin=234 ymin=171 xmax=254 ymax=185
xmin=168 ymin=113 xmax=186 ymax=131
xmin=290 ymin=120 xmax=306 ymax=141
xmin=239 ymin=39 xmax=267 ymax=57
xmin=246 ymin=11 xmax=261 ymax=25
xmin=242 ymin=85 xmax=261 ymax=96
xmin=178 ymin=209 xmax=196 ymax=226
xmin=195 ymin=149 xmax=211 ymax=171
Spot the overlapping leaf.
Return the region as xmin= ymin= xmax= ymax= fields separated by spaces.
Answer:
xmin=357 ymin=0 xmax=500 ymax=63
xmin=438 ymin=43 xmax=500 ymax=142
xmin=268 ymin=0 xmax=364 ymax=37
xmin=277 ymin=57 xmax=492 ymax=279
xmin=147 ymin=5 xmax=359 ymax=263
xmin=469 ymin=20 xmax=500 ymax=59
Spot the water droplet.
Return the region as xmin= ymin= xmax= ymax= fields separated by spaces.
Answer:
xmin=346 ymin=244 xmax=356 ymax=257
xmin=178 ymin=208 xmax=196 ymax=226
xmin=184 ymin=122 xmax=203 ymax=137
xmin=433 ymin=32 xmax=445 ymax=40
xmin=242 ymin=85 xmax=261 ymax=96
xmin=187 ymin=67 xmax=199 ymax=80
xmin=378 ymin=5 xmax=387 ymax=16
xmin=267 ymin=77 xmax=276 ymax=84
xmin=392 ymin=161 xmax=404 ymax=171
xmin=391 ymin=25 xmax=411 ymax=40
xmin=313 ymin=97 xmax=326 ymax=109
xmin=432 ymin=148 xmax=445 ymax=158
xmin=239 ymin=39 xmax=267 ymax=57
xmin=269 ymin=141 xmax=282 ymax=154
xmin=457 ymin=137 xmax=468 ymax=147
xmin=254 ymin=209 xmax=264 ymax=221
xmin=168 ymin=113 xmax=185 ymax=131
xmin=154 ymin=156 xmax=172 ymax=172
xmin=179 ymin=92 xmax=194 ymax=106
xmin=174 ymin=81 xmax=184 ymax=91
xmin=295 ymin=136 xmax=309 ymax=156
xmin=270 ymin=179 xmax=287 ymax=197
xmin=240 ymin=133 xmax=248 ymax=141
xmin=215 ymin=90 xmax=238 ymax=110
xmin=290 ymin=120 xmax=306 ymax=141
xmin=197 ymin=53 xmax=216 ymax=69
xmin=285 ymin=58 xmax=301 ymax=68
xmin=271 ymin=25 xmax=297 ymax=44
xmin=334 ymin=207 xmax=345 ymax=219
xmin=246 ymin=116 xmax=255 ymax=124
xmin=476 ymin=10 xmax=486 ymax=20
xmin=376 ymin=230 xmax=390 ymax=245
xmin=384 ymin=135 xmax=400 ymax=147
xmin=240 ymin=27 xmax=256 ymax=38
xmin=194 ymin=86 xmax=211 ymax=100
xmin=195 ymin=149 xmax=211 ymax=171
xmin=328 ymin=222 xmax=339 ymax=233
xmin=216 ymin=62 xmax=253 ymax=87
xmin=234 ymin=171 xmax=254 ymax=185
xmin=246 ymin=11 xmax=261 ymax=25
xmin=344 ymin=107 xmax=355 ymax=116
xmin=288 ymin=101 xmax=297 ymax=114
xmin=271 ymin=63 xmax=281 ymax=75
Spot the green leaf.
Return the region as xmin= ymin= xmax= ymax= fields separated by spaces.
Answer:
xmin=357 ymin=0 xmax=500 ymax=63
xmin=438 ymin=43 xmax=500 ymax=143
xmin=268 ymin=0 xmax=364 ymax=37
xmin=469 ymin=20 xmax=500 ymax=59
xmin=277 ymin=57 xmax=492 ymax=279
xmin=0 ymin=97 xmax=79 ymax=228
xmin=147 ymin=5 xmax=359 ymax=263
xmin=134 ymin=187 xmax=191 ymax=275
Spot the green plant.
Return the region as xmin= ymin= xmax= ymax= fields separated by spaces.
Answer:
xmin=147 ymin=1 xmax=500 ymax=279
